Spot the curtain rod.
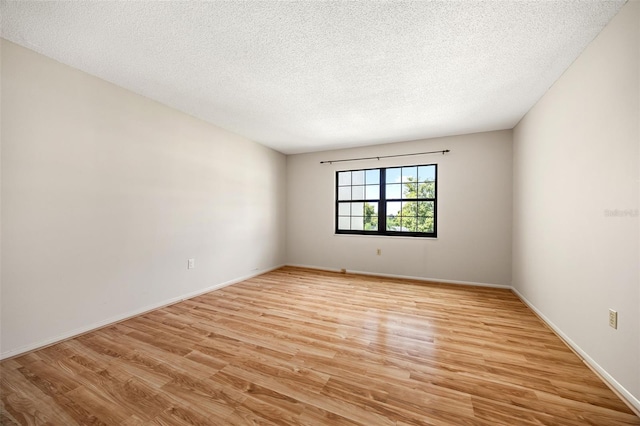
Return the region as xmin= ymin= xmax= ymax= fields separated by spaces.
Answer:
xmin=319 ymin=149 xmax=450 ymax=165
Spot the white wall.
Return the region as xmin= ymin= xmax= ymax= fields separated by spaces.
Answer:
xmin=287 ymin=130 xmax=512 ymax=287
xmin=0 ymin=40 xmax=286 ymax=358
xmin=513 ymin=0 xmax=639 ymax=407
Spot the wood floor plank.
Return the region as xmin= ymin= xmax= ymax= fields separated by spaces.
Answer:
xmin=151 ymin=405 xmax=213 ymax=426
xmin=1 ymin=365 xmax=81 ymax=425
xmin=1 ymin=266 xmax=638 ymax=425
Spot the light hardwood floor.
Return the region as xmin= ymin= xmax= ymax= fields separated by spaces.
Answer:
xmin=1 ymin=266 xmax=638 ymax=425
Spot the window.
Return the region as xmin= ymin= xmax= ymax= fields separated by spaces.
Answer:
xmin=336 ymin=164 xmax=437 ymax=237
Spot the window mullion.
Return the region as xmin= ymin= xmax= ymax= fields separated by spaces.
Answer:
xmin=335 ymin=173 xmax=340 ymax=234
xmin=379 ymin=168 xmax=386 ymax=234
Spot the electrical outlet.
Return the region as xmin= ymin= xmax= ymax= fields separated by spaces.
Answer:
xmin=376 ymin=248 xmax=381 ymax=255
xmin=608 ymin=309 xmax=617 ymax=329
xmin=188 ymin=258 xmax=195 ymax=269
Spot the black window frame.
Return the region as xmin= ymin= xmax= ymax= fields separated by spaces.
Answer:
xmin=335 ymin=164 xmax=438 ymax=238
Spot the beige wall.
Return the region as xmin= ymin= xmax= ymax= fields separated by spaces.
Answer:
xmin=0 ymin=40 xmax=287 ymax=357
xmin=513 ymin=1 xmax=639 ymax=407
xmin=286 ymin=130 xmax=513 ymax=287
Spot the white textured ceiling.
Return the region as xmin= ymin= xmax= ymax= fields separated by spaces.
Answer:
xmin=1 ymin=1 xmax=626 ymax=154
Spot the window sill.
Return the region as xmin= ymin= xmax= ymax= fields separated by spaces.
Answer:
xmin=333 ymin=233 xmax=438 ymax=240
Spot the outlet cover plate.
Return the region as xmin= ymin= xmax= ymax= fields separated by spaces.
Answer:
xmin=608 ymin=309 xmax=618 ymax=329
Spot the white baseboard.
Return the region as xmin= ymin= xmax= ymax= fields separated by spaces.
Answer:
xmin=511 ymin=287 xmax=640 ymax=414
xmin=285 ymin=263 xmax=511 ymax=289
xmin=0 ymin=264 xmax=285 ymax=360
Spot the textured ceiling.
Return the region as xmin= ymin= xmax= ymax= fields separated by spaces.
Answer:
xmin=1 ymin=1 xmax=626 ymax=154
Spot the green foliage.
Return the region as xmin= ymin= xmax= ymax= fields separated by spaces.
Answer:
xmin=364 ymin=202 xmax=378 ymax=230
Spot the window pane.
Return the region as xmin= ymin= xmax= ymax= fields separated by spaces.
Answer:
xmin=417 ymin=216 xmax=434 ymax=233
xmin=418 ymin=165 xmax=435 ymax=182
xmin=366 ymin=169 xmax=380 ymax=185
xmin=387 ymin=201 xmax=402 ymax=216
xmin=352 ymin=170 xmax=365 ymax=185
xmin=364 ymin=202 xmax=378 ymax=214
xmin=338 ymin=187 xmax=351 ymax=200
xmin=352 ymin=185 xmax=365 ymax=200
xmin=338 ymin=171 xmax=351 ymax=186
xmin=386 ymin=184 xmax=401 ymax=199
xmin=418 ymin=201 xmax=434 ymax=216
xmin=418 ymin=181 xmax=436 ymax=198
xmin=365 ymin=185 xmax=379 ymax=199
xmin=386 ymin=216 xmax=400 ymax=231
xmin=401 ymin=201 xmax=417 ymax=216
xmin=352 ymin=202 xmax=364 ymax=216
xmin=402 ymin=183 xmax=418 ymax=199
xmin=338 ymin=203 xmax=350 ymax=216
xmin=402 ymin=166 xmax=417 ymax=183
xmin=403 ymin=218 xmax=417 ymax=232
xmin=365 ymin=216 xmax=378 ymax=231
xmin=338 ymin=217 xmax=351 ymax=230
xmin=351 ymin=216 xmax=364 ymax=231
xmin=386 ymin=167 xmax=401 ymax=183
